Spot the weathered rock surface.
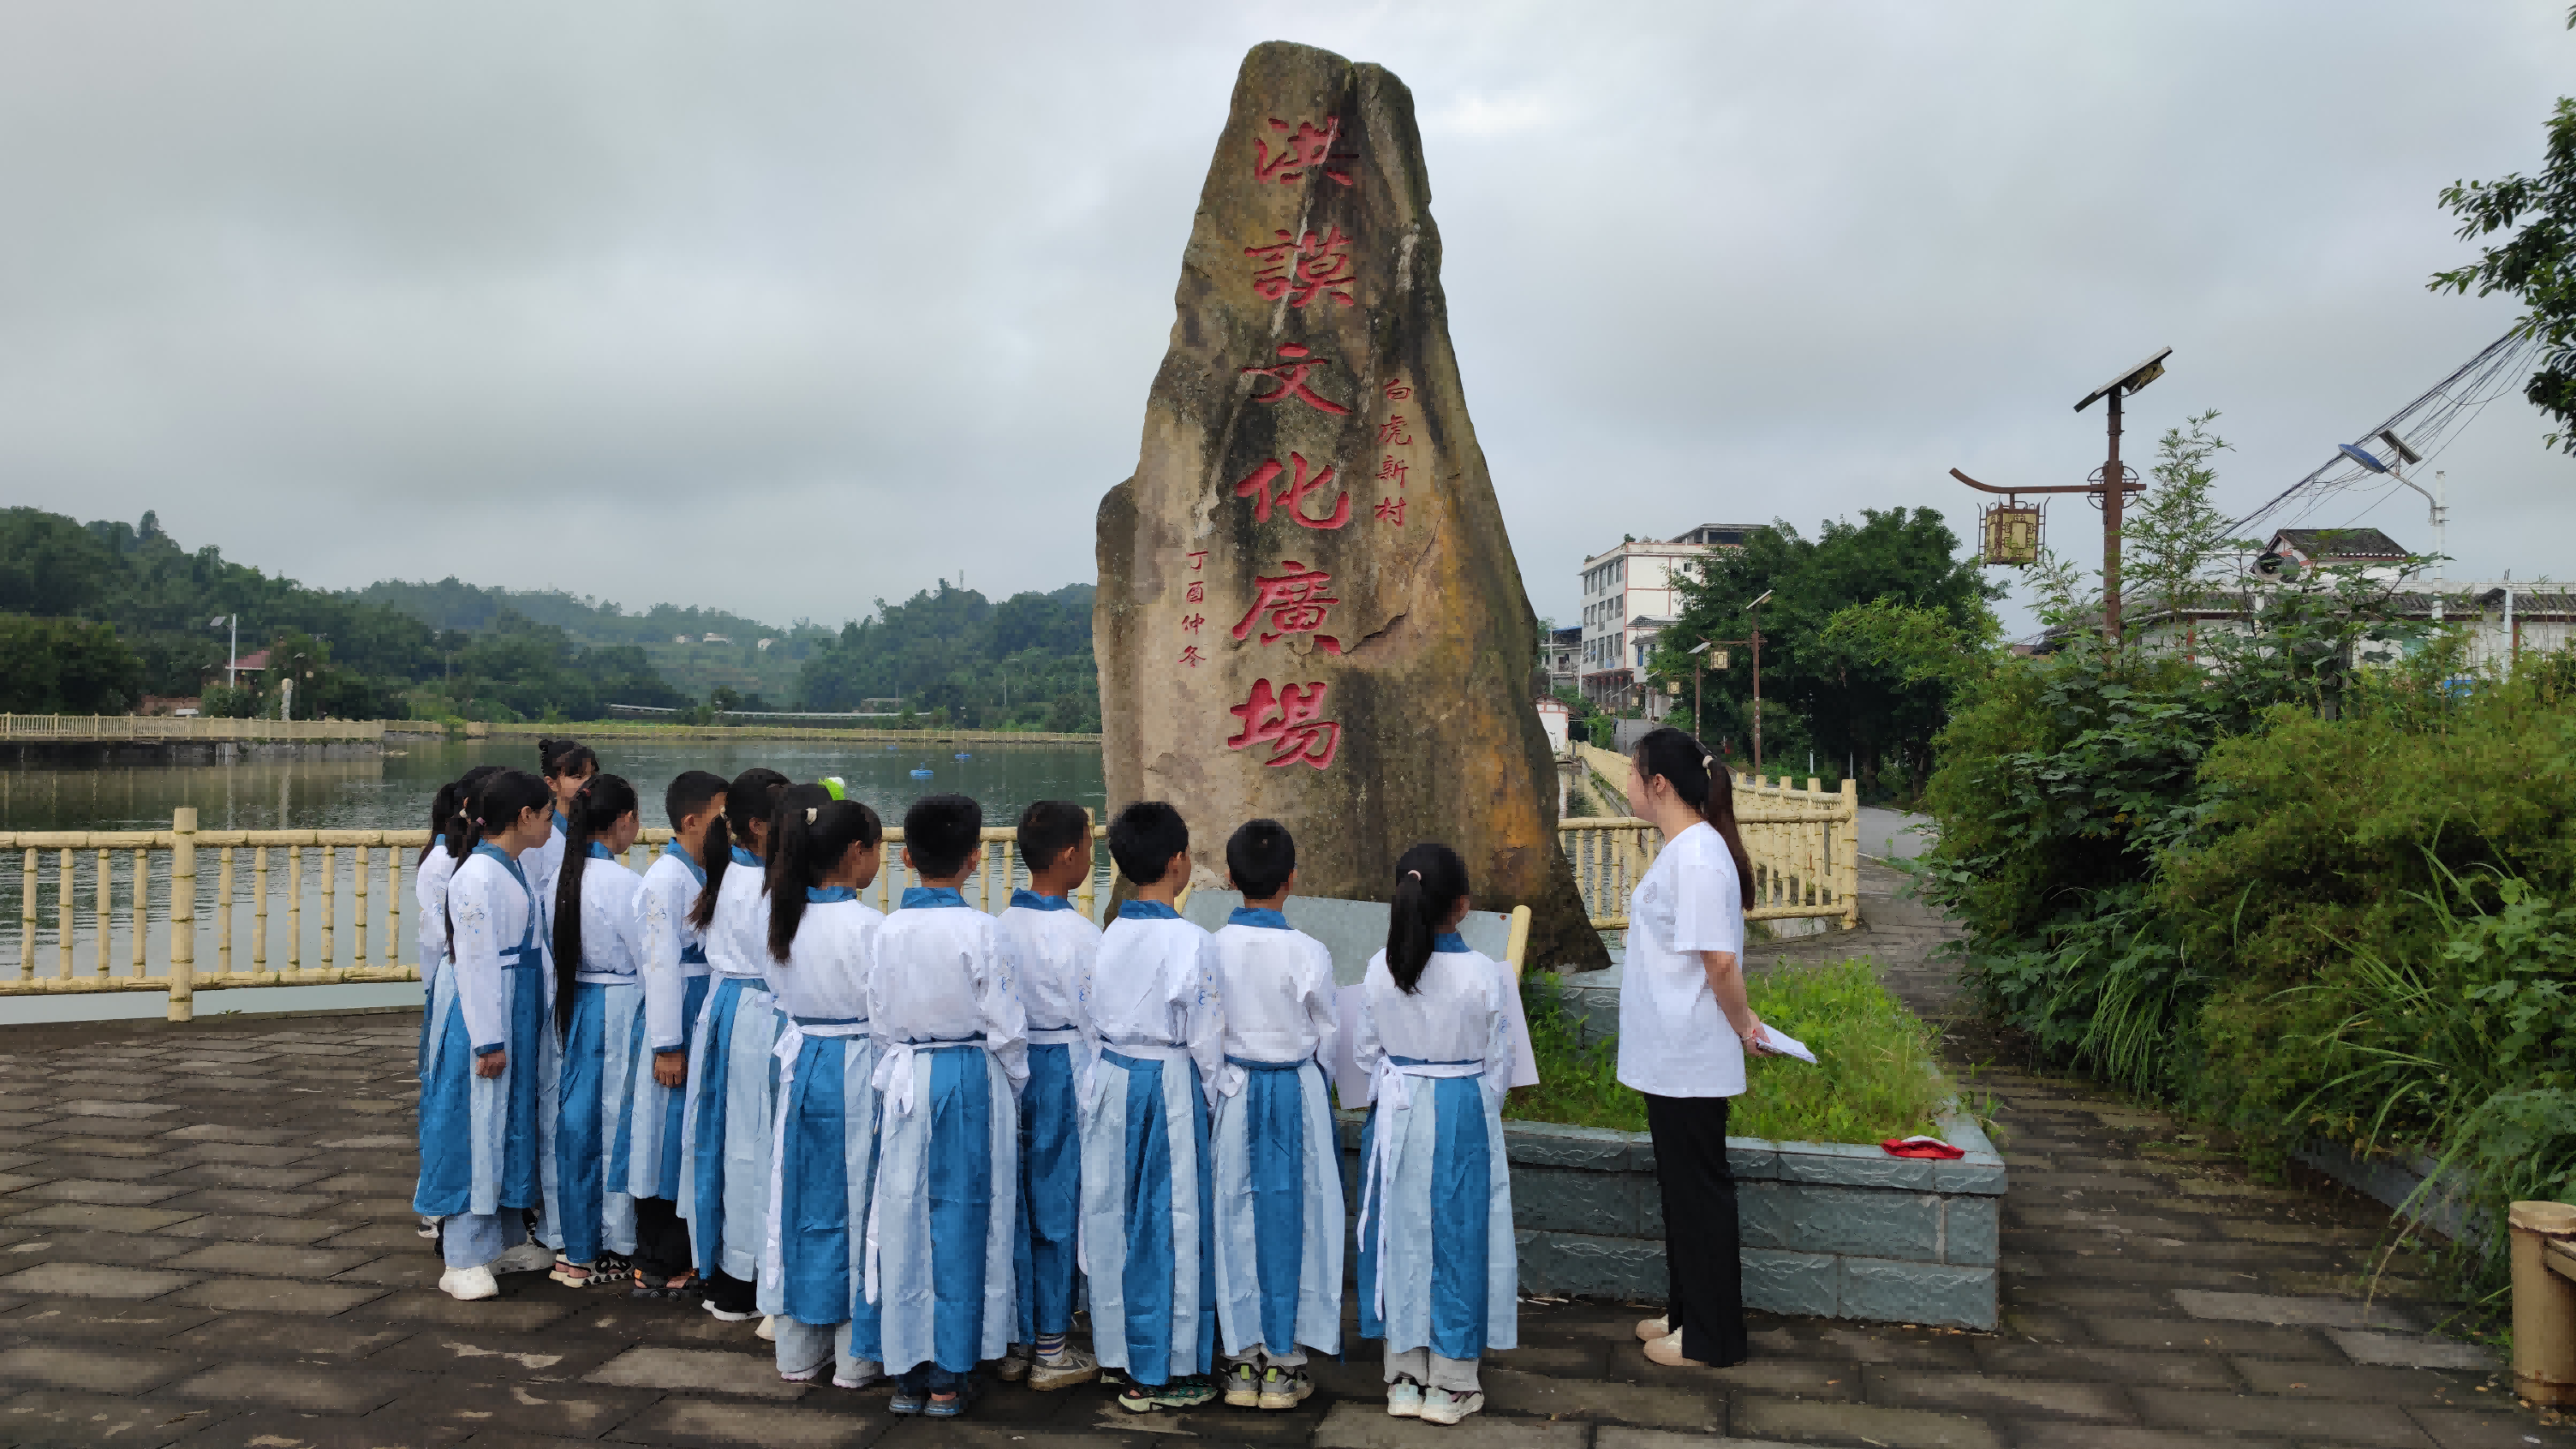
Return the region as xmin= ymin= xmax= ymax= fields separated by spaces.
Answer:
xmin=1095 ymin=40 xmax=1604 ymax=969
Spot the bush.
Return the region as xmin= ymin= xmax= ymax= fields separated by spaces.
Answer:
xmin=0 ymin=614 xmax=143 ymax=713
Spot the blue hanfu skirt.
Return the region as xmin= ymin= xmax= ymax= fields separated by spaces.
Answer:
xmin=1357 ymin=1072 xmax=1517 ymax=1360
xmin=866 ymin=1041 xmax=1017 ymax=1377
xmin=625 ymin=972 xmax=713 ymax=1204
xmin=1077 ymin=1049 xmax=1214 ymax=1385
xmin=677 ymin=975 xmax=779 ymax=1283
xmin=1211 ymin=1057 xmax=1342 ymax=1357
xmin=556 ymin=980 xmax=642 ymax=1263
xmin=1013 ymin=1040 xmax=1083 ymax=1343
xmin=414 ymin=963 xmax=560 ymax=1228
xmin=759 ymin=1027 xmax=881 ymax=1332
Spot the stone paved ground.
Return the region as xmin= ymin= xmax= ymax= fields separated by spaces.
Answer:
xmin=0 ymin=877 xmax=2562 ymax=1448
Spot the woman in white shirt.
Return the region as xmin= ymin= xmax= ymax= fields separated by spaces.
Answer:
xmin=1617 ymin=726 xmax=1766 ymax=1370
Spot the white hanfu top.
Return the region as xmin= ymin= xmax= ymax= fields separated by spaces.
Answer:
xmin=1088 ymin=908 xmax=1223 ymax=1108
xmin=868 ymin=892 xmax=1029 ymax=1091
xmin=1207 ymin=915 xmax=1336 ymax=1100
xmin=415 ymin=844 xmax=460 ymax=970
xmin=705 ymin=849 xmax=771 ymax=981
xmin=526 ymin=813 xmax=569 ymax=932
xmin=995 ymin=894 xmax=1100 ymax=1037
xmin=771 ymin=895 xmax=883 ymax=1025
xmin=567 ymin=848 xmax=646 ymax=987
xmin=1613 ymin=820 xmax=1748 ymax=1099
xmin=636 ymin=845 xmax=712 ymax=1052
xmin=1352 ymin=945 xmax=1515 ymax=1105
xmin=448 ymin=850 xmax=545 ymax=1056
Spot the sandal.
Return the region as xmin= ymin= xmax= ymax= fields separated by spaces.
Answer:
xmin=629 ymin=1267 xmax=698 ymax=1302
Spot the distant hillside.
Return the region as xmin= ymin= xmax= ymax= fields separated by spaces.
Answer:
xmin=354 ymin=578 xmax=829 ymax=701
xmin=799 ymin=581 xmax=1099 ymax=730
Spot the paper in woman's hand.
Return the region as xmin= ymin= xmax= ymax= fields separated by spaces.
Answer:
xmin=1754 ymin=1024 xmax=1817 ymax=1064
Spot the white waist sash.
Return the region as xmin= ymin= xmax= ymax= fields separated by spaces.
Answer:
xmin=1358 ymin=1056 xmax=1487 ymax=1319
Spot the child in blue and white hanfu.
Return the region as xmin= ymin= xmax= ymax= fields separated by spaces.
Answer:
xmin=1080 ymin=802 xmax=1225 ymax=1415
xmin=1206 ymin=819 xmax=1339 ymax=1412
xmin=865 ymin=793 xmax=1025 ymax=1419
xmin=627 ymin=770 xmax=727 ymax=1299
xmin=759 ymin=789 xmax=889 ymax=1388
xmin=411 ymin=766 xmax=498 ymax=1241
xmin=993 ymin=799 xmax=1103 ymax=1392
xmin=1353 ymin=843 xmax=1518 ymax=1428
xmin=677 ymin=766 xmax=790 ymax=1321
xmin=415 ymin=769 xmax=565 ymax=1301
xmin=547 ymin=774 xmax=646 ymax=1289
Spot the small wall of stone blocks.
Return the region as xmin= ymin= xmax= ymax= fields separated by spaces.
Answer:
xmin=1337 ymin=1107 xmax=2005 ymax=1331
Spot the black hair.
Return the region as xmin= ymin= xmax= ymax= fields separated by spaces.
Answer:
xmin=1225 ymin=818 xmax=1297 ymax=901
xmin=538 ymin=737 xmax=599 ymax=784
xmin=765 ymin=784 xmax=838 ymax=897
xmin=1633 ymin=725 xmax=1756 ymax=910
xmin=664 ymin=769 xmax=729 ymax=832
xmin=437 ymin=765 xmax=508 ymax=866
xmin=444 ymin=768 xmax=552 ymax=957
xmin=553 ymin=772 xmax=640 ymax=1034
xmin=1385 ymin=842 xmax=1469 ymax=995
xmin=1106 ymin=801 xmax=1189 ymax=887
xmin=690 ymin=766 xmax=788 ymax=933
xmin=1015 ymin=800 xmax=1091 ymax=886
xmin=903 ymin=793 xmax=984 ymax=880
xmin=768 ymin=796 xmax=883 ymax=963
xmin=421 ymin=764 xmax=504 ymax=866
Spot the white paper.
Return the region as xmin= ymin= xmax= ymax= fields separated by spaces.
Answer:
xmin=1755 ymin=1023 xmax=1817 ymax=1064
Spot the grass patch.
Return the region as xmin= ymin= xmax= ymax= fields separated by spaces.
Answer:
xmin=1506 ymin=958 xmax=1955 ymax=1146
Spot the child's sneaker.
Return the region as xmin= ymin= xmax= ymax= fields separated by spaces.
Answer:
xmin=754 ymin=1315 xmax=777 ymax=1342
xmin=889 ymin=1386 xmax=927 ymax=1416
xmin=1419 ymin=1388 xmax=1484 ymax=1426
xmin=1027 ymin=1345 xmax=1100 ymax=1392
xmin=996 ymin=1345 xmax=1031 ymax=1382
xmin=490 ymin=1241 xmax=554 ymax=1274
xmin=923 ymin=1380 xmax=976 ymax=1418
xmin=1223 ymin=1363 xmax=1261 ymax=1407
xmin=438 ymin=1265 xmax=499 ymax=1302
xmin=1118 ymin=1376 xmax=1218 ymax=1413
xmin=832 ymin=1359 xmax=884 ymax=1390
xmin=701 ymin=1301 xmax=758 ymax=1323
xmin=417 ymin=1214 xmax=443 ymax=1240
xmin=1257 ymin=1367 xmax=1314 ymax=1410
xmin=1385 ymin=1376 xmax=1424 ymax=1417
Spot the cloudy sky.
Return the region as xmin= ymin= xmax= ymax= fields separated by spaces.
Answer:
xmin=4 ymin=3 xmax=2571 ymax=637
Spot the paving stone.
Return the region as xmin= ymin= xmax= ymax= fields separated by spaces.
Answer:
xmin=2086 ymin=1315 xmax=2346 ymax=1359
xmin=1481 ymin=1367 xmax=1722 ymax=1428
xmin=163 ymin=1406 xmax=463 ymax=1449
xmin=158 ymin=1162 xmax=338 ymax=1192
xmin=37 ymin=1115 xmax=167 ymax=1136
xmin=582 ymin=1343 xmax=807 ymax=1399
xmin=2227 ymin=1357 xmax=2491 ymax=1403
xmin=2326 ymin=1329 xmax=2501 ymax=1372
xmin=346 ymin=1289 xmax=577 ymax=1333
xmin=164 ymin=1124 xmax=302 ymax=1145
xmin=10 ymin=1156 xmax=166 ymax=1183
xmin=163 ymin=1243 xmax=373 ymax=1279
xmin=0 ymin=1229 xmax=194 ymax=1266
xmin=1637 ymin=1356 xmax=1860 ymax=1399
xmin=0 ymin=1387 xmax=230 ymax=1445
xmin=2129 ymin=1387 xmax=2437 ymax=1446
xmin=1598 ymin=1432 xmax=1804 ymax=1449
xmin=1860 ymin=1366 xmax=2135 ymax=1422
xmin=397 ymin=1330 xmax=629 ymax=1380
xmin=0 ymin=1300 xmax=220 ymax=1343
xmin=1963 ymin=1341 xmax=2233 ymax=1388
xmin=170 ymin=1141 xmax=316 ymax=1167
xmin=0 ymin=1111 xmax=61 ymax=1129
xmin=313 ymin=1220 xmax=435 ymax=1252
xmin=154 ymin=1188 xmax=343 ymax=1216
xmin=166 ymin=1278 xmax=387 ymax=1315
xmin=163 ymin=1359 xmax=426 ymax=1414
xmin=164 ymin=1314 xmax=412 ymax=1362
xmin=158 ymin=1213 xmax=358 ymax=1245
xmin=2170 ymin=1290 xmax=2422 ymax=1332
xmin=3 ymin=1202 xmax=204 ymax=1234
xmin=1728 ymin=1394 xmax=2005 ymax=1448
xmin=1310 ymin=1401 xmax=1589 ymax=1449
xmin=0 ymin=1261 xmax=195 ymax=1298
xmin=39 ymin=1135 xmax=166 ymax=1158
xmin=2001 ymin=1429 xmax=2273 ymax=1449
xmin=373 ymin=1379 xmax=662 ymax=1440
xmin=307 ymin=1172 xmax=422 ymax=1196
xmin=330 ymin=1254 xmax=440 ymax=1288
xmin=14 ymin=1178 xmax=188 ymax=1207
xmin=2403 ymin=1405 xmax=2576 ymax=1448
xmin=0 ymin=1343 xmax=201 ymax=1393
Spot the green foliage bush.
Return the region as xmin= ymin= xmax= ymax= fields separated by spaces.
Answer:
xmin=0 ymin=614 xmax=144 ymax=713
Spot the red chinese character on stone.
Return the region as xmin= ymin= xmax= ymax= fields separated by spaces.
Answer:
xmin=1225 ymin=678 xmax=1342 ymax=769
xmin=1186 ymin=581 xmax=1206 ymax=604
xmin=1239 ymin=345 xmax=1351 ymax=415
xmin=1233 ymin=452 xmax=1351 ymax=530
xmin=1252 ymin=117 xmax=1357 ymax=188
xmin=1231 ymin=559 xmax=1343 ymax=653
xmin=1383 ymin=379 xmax=1413 ymax=402
xmin=1376 ymin=415 xmax=1413 ymax=447
xmin=1374 ymin=497 xmax=1405 ymax=527
xmin=1178 ymin=646 xmax=1208 ymax=669
xmin=1186 ymin=551 xmax=1208 ymax=572
xmin=1374 ymin=455 xmax=1407 ymax=488
xmin=1246 ymin=226 xmax=1357 ymax=307
xmin=1180 ymin=613 xmax=1204 ymax=634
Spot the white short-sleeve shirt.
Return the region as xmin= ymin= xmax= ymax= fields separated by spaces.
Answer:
xmin=1613 ymin=820 xmax=1748 ymax=1099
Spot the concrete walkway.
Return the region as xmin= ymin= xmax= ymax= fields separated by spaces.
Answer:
xmin=0 ymin=885 xmax=2561 ymax=1447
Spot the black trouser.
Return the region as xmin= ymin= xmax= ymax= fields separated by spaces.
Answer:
xmin=631 ymin=1197 xmax=693 ymax=1285
xmin=1644 ymin=1092 xmax=1749 ymax=1367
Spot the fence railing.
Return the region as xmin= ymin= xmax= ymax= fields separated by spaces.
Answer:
xmin=469 ymin=721 xmax=1104 ymax=745
xmin=1 ymin=715 xmax=387 ymax=742
xmin=1 ymin=796 xmax=1848 ymax=1021
xmin=1567 ymin=742 xmax=1858 ymax=931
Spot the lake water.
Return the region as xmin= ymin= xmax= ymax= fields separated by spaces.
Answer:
xmin=0 ymin=740 xmax=1106 ymax=1023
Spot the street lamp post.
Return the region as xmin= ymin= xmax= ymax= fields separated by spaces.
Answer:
xmin=208 ymin=616 xmax=238 ymax=689
xmin=1746 ymin=590 xmax=1771 ymax=772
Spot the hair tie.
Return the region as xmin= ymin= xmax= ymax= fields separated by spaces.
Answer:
xmin=1702 ymin=754 xmax=1714 ymax=772
xmin=805 ymin=807 xmax=818 ymax=824
xmin=1405 ymin=869 xmax=1422 ymax=880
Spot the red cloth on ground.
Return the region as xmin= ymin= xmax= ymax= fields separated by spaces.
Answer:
xmin=1880 ymin=1135 xmax=1965 ymax=1160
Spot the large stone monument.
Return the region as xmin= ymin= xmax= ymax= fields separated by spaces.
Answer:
xmin=1095 ymin=40 xmax=1606 ymax=970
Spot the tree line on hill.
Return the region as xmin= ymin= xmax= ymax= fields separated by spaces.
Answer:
xmin=0 ymin=506 xmax=1100 ymax=727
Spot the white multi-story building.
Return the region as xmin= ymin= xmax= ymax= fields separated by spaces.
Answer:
xmin=1577 ymin=523 xmax=1762 ymax=715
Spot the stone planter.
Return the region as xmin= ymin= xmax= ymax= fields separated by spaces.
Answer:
xmin=1340 ymin=1106 xmax=2005 ymax=1331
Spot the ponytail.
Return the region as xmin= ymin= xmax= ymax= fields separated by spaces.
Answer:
xmin=690 ymin=766 xmax=788 ymax=933
xmin=421 ymin=782 xmax=462 ymax=868
xmin=1384 ymin=842 xmax=1469 ymax=995
xmin=553 ymin=772 xmax=639 ymax=1035
xmin=767 ymin=788 xmax=882 ymax=964
xmin=432 ymin=765 xmax=505 ymax=867
xmin=1633 ymin=725 xmax=1756 ymax=909
xmin=444 ymin=767 xmax=549 ymax=962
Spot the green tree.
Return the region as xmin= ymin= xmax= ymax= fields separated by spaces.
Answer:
xmin=0 ymin=615 xmax=144 ymax=713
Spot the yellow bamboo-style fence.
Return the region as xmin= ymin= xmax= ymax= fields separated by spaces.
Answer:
xmin=1564 ymin=742 xmax=1860 ymax=932
xmin=0 ymin=715 xmax=390 ymax=742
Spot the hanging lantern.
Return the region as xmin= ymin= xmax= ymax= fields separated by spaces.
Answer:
xmin=1982 ymin=502 xmax=2042 ymax=566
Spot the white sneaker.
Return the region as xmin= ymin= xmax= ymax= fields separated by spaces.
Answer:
xmin=1419 ymin=1388 xmax=1484 ymax=1426
xmin=438 ymin=1265 xmax=499 ymax=1301
xmin=755 ymin=1315 xmax=778 ymax=1342
xmin=489 ymin=1242 xmax=554 ymax=1274
xmin=833 ymin=1359 xmax=884 ymax=1390
xmin=702 ymin=1301 xmax=758 ymax=1323
xmin=1385 ymin=1377 xmax=1423 ymax=1417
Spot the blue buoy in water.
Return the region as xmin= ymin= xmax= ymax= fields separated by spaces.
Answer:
xmin=954 ymin=752 xmax=971 ymax=760
xmin=909 ymin=766 xmax=933 ymax=778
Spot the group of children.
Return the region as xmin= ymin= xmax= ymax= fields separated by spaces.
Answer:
xmin=410 ymin=739 xmax=1524 ymax=1424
